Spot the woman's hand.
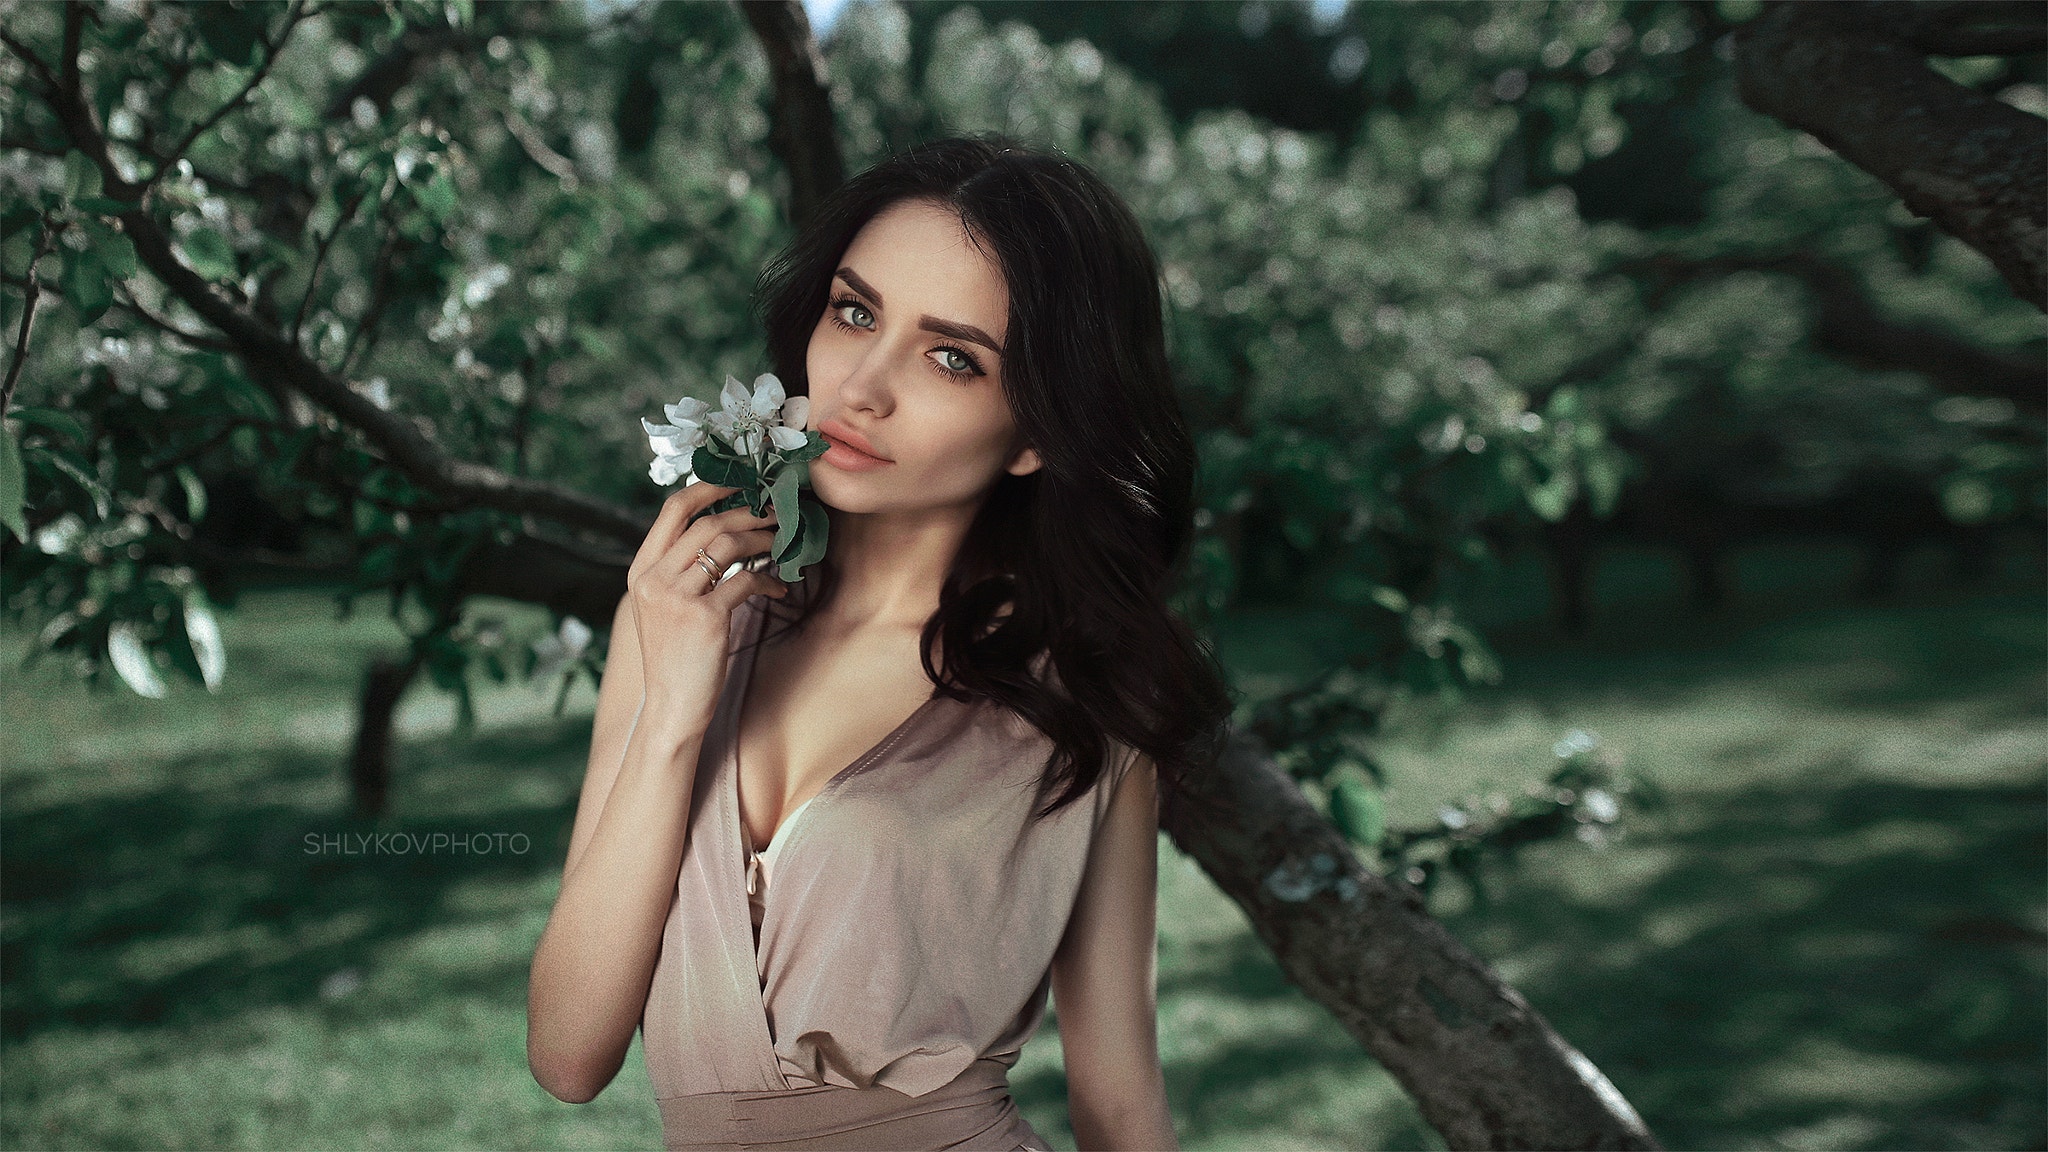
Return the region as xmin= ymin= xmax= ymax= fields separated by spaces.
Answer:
xmin=628 ymin=482 xmax=788 ymax=733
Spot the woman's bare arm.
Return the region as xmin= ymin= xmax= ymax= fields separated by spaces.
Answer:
xmin=527 ymin=594 xmax=702 ymax=1104
xmin=1050 ymin=750 xmax=1178 ymax=1151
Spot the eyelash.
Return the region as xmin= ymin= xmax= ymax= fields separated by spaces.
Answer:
xmin=826 ymin=296 xmax=987 ymax=382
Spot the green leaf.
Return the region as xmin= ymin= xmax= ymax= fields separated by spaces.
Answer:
xmin=769 ymin=466 xmax=801 ymax=561
xmin=81 ymin=219 xmax=138 ymax=277
xmin=780 ymin=493 xmax=829 ymax=582
xmin=1525 ymin=472 xmax=1575 ymax=522
xmin=787 ymin=430 xmax=829 ymax=463
xmin=178 ymin=227 xmax=238 ymax=283
xmin=0 ymin=419 xmax=26 ymax=544
xmin=692 ymin=447 xmax=758 ymax=489
xmin=107 ymin=620 xmax=168 ymax=699
xmin=1583 ymin=444 xmax=1624 ymax=517
xmin=174 ymin=464 xmax=207 ymax=522
xmin=1330 ymin=776 xmax=1386 ymax=847
xmin=182 ymin=585 xmax=226 ymax=690
xmin=1368 ymin=585 xmax=1409 ymax=614
xmin=360 ymin=541 xmax=398 ymax=583
xmin=217 ymin=370 xmax=280 ymax=419
xmin=63 ymin=151 xmax=102 ymax=200
xmin=7 ymin=406 xmax=90 ymax=444
xmin=415 ymin=168 xmax=458 ymax=222
xmin=59 ymin=246 xmax=113 ymax=325
xmin=74 ymin=196 xmax=137 ymax=215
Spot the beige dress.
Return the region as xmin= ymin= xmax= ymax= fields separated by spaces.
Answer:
xmin=640 ymin=591 xmax=1133 ymax=1151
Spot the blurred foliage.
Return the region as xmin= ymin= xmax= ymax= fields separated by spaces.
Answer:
xmin=2 ymin=0 xmax=2041 ymax=890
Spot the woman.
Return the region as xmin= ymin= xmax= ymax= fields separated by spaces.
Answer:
xmin=527 ymin=134 xmax=1234 ymax=1150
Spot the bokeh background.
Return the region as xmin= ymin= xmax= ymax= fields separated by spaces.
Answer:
xmin=2 ymin=0 xmax=2042 ymax=1149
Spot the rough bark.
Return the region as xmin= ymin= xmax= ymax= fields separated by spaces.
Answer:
xmin=1734 ymin=0 xmax=2047 ymax=310
xmin=1165 ymin=728 xmax=1662 ymax=1150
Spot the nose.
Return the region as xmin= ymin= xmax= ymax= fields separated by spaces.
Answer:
xmin=831 ymin=344 xmax=896 ymax=418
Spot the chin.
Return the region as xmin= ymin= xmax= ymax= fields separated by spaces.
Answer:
xmin=807 ymin=472 xmax=878 ymax=514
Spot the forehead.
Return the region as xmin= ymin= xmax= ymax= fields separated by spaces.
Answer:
xmin=839 ymin=201 xmax=1007 ymax=319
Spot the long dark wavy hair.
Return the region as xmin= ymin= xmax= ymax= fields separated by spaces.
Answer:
xmin=745 ymin=133 xmax=1235 ymax=821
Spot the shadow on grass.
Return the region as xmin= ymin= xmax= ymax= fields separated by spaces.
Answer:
xmin=0 ymin=722 xmax=592 ymax=1039
xmin=1445 ymin=773 xmax=2046 ymax=1151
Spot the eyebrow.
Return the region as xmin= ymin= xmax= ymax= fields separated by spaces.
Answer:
xmin=834 ymin=266 xmax=1006 ymax=359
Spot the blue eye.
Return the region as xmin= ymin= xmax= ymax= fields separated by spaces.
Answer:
xmin=829 ymin=298 xmax=875 ymax=331
xmin=825 ymin=296 xmax=987 ymax=382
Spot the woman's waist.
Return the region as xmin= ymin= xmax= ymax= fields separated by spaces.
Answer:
xmin=657 ymin=1055 xmax=1029 ymax=1150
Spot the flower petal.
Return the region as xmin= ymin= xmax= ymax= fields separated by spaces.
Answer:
xmin=768 ymin=424 xmax=808 ymax=451
xmin=721 ymin=374 xmax=751 ymax=415
xmin=751 ymin=373 xmax=785 ymax=418
xmin=781 ymin=395 xmax=810 ymax=431
xmin=643 ymin=417 xmax=685 ymax=453
xmin=666 ymin=396 xmax=711 ymax=425
xmin=650 ymin=455 xmax=683 ymax=486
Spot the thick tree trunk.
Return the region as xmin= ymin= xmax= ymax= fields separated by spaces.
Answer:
xmin=738 ymin=0 xmax=846 ymax=232
xmin=1542 ymin=497 xmax=1596 ymax=635
xmin=1734 ymin=1 xmax=2047 ymax=310
xmin=349 ymin=651 xmax=424 ymax=819
xmin=1163 ymin=728 xmax=1661 ymax=1150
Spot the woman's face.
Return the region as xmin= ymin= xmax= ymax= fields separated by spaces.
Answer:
xmin=803 ymin=198 xmax=1040 ymax=516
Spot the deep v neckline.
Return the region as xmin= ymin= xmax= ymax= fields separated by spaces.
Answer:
xmin=730 ymin=596 xmax=942 ymax=861
xmin=725 ymin=596 xmax=943 ymax=1073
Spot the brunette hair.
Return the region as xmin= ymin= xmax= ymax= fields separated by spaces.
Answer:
xmin=747 ymin=133 xmax=1235 ymax=821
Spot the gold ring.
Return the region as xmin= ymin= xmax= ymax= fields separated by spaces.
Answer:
xmin=694 ymin=547 xmax=723 ymax=585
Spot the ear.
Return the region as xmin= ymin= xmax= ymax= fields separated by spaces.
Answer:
xmin=1005 ymin=441 xmax=1042 ymax=477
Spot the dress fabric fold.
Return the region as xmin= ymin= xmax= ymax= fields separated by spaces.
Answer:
xmin=639 ymin=590 xmax=1129 ymax=1151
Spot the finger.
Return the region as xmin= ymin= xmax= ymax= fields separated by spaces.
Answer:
xmin=663 ymin=508 xmax=777 ymax=584
xmin=637 ymin=484 xmax=739 ymax=580
xmin=694 ymin=526 xmax=781 ymax=586
xmin=665 ymin=525 xmax=780 ymax=592
xmin=706 ymin=564 xmax=792 ymax=611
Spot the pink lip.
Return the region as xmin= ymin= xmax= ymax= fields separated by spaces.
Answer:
xmin=818 ymin=420 xmax=892 ymax=463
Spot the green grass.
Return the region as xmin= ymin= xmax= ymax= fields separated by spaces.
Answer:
xmin=3 ymin=540 xmax=2042 ymax=1150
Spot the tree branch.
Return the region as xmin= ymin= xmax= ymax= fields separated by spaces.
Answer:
xmin=290 ymin=187 xmax=367 ymax=346
xmin=1630 ymin=252 xmax=2045 ymax=413
xmin=117 ymin=210 xmax=649 ymax=541
xmin=1869 ymin=0 xmax=2048 ymax=57
xmin=114 ymin=285 xmax=237 ymax=354
xmin=737 ymin=0 xmax=844 ymax=231
xmin=25 ymin=16 xmax=652 ymax=548
xmin=2 ymin=222 xmax=56 ymax=417
xmin=498 ymin=101 xmax=580 ymax=188
xmin=145 ymin=0 xmax=313 ymax=196
xmin=0 ymin=28 xmax=59 ymax=92
xmin=1735 ymin=1 xmax=2047 ymax=309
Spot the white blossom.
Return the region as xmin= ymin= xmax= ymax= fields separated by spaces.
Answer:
xmin=644 ymin=373 xmax=809 ymax=487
